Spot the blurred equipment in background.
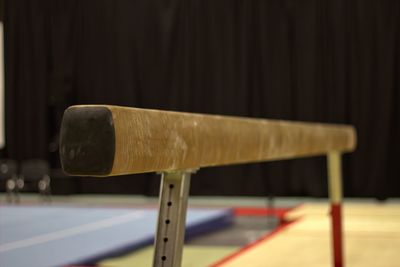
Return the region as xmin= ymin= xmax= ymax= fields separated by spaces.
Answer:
xmin=0 ymin=159 xmax=21 ymax=203
xmin=19 ymin=159 xmax=52 ymax=202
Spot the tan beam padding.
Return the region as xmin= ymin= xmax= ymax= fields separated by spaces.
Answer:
xmin=60 ymin=105 xmax=356 ymax=176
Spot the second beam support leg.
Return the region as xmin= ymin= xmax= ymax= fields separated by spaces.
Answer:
xmin=328 ymin=152 xmax=344 ymax=267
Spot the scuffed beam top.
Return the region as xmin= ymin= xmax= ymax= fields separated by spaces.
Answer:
xmin=60 ymin=105 xmax=356 ymax=176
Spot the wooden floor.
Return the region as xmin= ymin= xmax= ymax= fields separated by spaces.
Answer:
xmin=218 ymin=202 xmax=400 ymax=267
xmin=100 ymin=246 xmax=238 ymax=267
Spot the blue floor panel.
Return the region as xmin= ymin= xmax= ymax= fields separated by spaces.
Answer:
xmin=0 ymin=205 xmax=233 ymax=267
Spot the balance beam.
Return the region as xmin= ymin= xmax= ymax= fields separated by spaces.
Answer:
xmin=60 ymin=105 xmax=355 ymax=176
xmin=60 ymin=105 xmax=356 ymax=267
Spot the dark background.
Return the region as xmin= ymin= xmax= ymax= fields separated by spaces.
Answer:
xmin=2 ymin=0 xmax=400 ymax=197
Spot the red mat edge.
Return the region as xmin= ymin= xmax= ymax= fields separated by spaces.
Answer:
xmin=210 ymin=206 xmax=302 ymax=267
xmin=210 ymin=218 xmax=299 ymax=267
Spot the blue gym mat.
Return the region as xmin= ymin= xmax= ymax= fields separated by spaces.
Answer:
xmin=0 ymin=205 xmax=233 ymax=267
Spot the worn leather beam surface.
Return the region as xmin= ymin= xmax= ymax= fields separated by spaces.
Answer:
xmin=60 ymin=105 xmax=356 ymax=176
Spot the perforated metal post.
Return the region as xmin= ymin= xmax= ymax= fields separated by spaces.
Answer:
xmin=152 ymin=170 xmax=194 ymax=267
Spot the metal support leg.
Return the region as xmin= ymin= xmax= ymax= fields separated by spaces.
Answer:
xmin=327 ymin=152 xmax=344 ymax=267
xmin=152 ymin=170 xmax=194 ymax=267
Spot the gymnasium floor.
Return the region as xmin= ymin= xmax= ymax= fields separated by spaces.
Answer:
xmin=1 ymin=194 xmax=400 ymax=267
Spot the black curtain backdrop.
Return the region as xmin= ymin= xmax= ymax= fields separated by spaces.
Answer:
xmin=4 ymin=0 xmax=400 ymax=197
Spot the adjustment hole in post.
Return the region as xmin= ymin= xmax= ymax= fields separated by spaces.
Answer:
xmin=164 ymin=237 xmax=168 ymax=242
xmin=162 ymin=256 xmax=167 ymax=261
xmin=169 ymin=184 xmax=174 ymax=189
xmin=167 ymin=201 xmax=172 ymax=206
xmin=165 ymin=219 xmax=170 ymax=224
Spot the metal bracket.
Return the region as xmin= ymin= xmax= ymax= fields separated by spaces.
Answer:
xmin=152 ymin=169 xmax=196 ymax=267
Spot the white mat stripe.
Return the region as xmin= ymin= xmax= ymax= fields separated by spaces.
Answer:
xmin=0 ymin=211 xmax=144 ymax=253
